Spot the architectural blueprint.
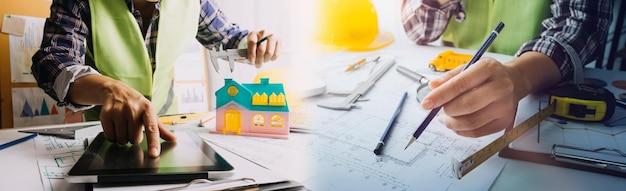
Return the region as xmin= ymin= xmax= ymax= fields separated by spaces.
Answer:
xmin=34 ymin=135 xmax=85 ymax=191
xmin=300 ymin=92 xmax=504 ymax=190
xmin=205 ymin=53 xmax=508 ymax=190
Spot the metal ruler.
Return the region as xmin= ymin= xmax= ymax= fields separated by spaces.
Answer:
xmin=452 ymin=102 xmax=556 ymax=179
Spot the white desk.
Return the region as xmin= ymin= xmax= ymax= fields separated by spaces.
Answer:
xmin=0 ymin=130 xmax=43 ymax=190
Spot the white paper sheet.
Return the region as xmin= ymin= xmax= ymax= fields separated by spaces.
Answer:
xmin=8 ymin=14 xmax=45 ymax=83
xmin=33 ymin=135 xmax=85 ymax=191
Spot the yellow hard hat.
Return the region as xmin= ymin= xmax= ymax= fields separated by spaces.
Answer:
xmin=316 ymin=0 xmax=394 ymax=51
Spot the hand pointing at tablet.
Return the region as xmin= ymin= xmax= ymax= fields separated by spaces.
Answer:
xmin=68 ymin=75 xmax=176 ymax=157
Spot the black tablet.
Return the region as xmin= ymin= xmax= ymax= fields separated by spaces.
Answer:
xmin=65 ymin=130 xmax=234 ymax=184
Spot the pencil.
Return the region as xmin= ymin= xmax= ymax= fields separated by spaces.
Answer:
xmin=0 ymin=133 xmax=37 ymax=150
xmin=256 ymin=34 xmax=273 ymax=46
xmin=405 ymin=22 xmax=505 ymax=150
xmin=374 ymin=92 xmax=408 ymax=155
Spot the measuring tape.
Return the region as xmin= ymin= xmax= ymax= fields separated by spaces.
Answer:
xmin=549 ymin=84 xmax=615 ymax=122
xmin=452 ymin=83 xmax=617 ymax=179
xmin=452 ymin=102 xmax=556 ymax=179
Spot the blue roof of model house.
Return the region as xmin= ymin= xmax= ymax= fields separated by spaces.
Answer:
xmin=215 ymin=78 xmax=289 ymax=112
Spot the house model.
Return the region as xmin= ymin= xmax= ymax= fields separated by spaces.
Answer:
xmin=213 ymin=78 xmax=290 ymax=139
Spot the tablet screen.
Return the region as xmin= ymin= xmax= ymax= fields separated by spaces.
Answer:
xmin=66 ymin=130 xmax=234 ymax=183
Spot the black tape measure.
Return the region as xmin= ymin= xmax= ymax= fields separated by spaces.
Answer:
xmin=548 ymin=84 xmax=616 ymax=122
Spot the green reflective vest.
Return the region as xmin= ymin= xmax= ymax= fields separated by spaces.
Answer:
xmin=84 ymin=0 xmax=199 ymax=120
xmin=442 ymin=0 xmax=550 ymax=55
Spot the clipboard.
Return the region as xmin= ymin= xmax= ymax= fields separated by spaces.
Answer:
xmin=499 ymin=68 xmax=626 ymax=178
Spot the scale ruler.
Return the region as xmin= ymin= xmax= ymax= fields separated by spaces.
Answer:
xmin=452 ymin=102 xmax=555 ymax=179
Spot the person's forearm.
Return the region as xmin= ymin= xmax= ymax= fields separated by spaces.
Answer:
xmin=67 ymin=74 xmax=124 ymax=105
xmin=506 ymin=51 xmax=561 ymax=102
xmin=196 ymin=0 xmax=248 ymax=49
xmin=517 ymin=0 xmax=612 ymax=85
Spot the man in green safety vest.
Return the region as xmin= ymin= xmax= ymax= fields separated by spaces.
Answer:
xmin=32 ymin=0 xmax=280 ymax=157
xmin=401 ymin=0 xmax=613 ymax=137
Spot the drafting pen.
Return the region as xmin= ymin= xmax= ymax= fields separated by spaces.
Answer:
xmin=374 ymin=92 xmax=408 ymax=155
xmin=0 ymin=133 xmax=37 ymax=150
xmin=256 ymin=34 xmax=273 ymax=46
xmin=405 ymin=22 xmax=505 ymax=150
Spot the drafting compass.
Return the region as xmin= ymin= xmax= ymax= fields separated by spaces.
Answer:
xmin=207 ymin=44 xmax=252 ymax=73
xmin=317 ymin=58 xmax=396 ymax=110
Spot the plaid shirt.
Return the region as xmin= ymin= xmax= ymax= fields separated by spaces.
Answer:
xmin=31 ymin=0 xmax=248 ymax=110
xmin=401 ymin=0 xmax=613 ymax=84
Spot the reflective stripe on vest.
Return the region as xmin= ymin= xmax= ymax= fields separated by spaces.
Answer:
xmin=441 ymin=0 xmax=550 ymax=55
xmin=88 ymin=0 xmax=199 ymax=116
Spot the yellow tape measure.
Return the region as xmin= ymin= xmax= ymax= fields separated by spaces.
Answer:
xmin=452 ymin=102 xmax=556 ymax=179
xmin=549 ymin=84 xmax=616 ymax=122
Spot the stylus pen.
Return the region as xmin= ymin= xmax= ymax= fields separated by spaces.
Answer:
xmin=405 ymin=22 xmax=505 ymax=150
xmin=374 ymin=92 xmax=408 ymax=155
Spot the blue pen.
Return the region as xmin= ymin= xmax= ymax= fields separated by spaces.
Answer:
xmin=0 ymin=133 xmax=37 ymax=150
xmin=374 ymin=92 xmax=408 ymax=155
xmin=405 ymin=22 xmax=505 ymax=150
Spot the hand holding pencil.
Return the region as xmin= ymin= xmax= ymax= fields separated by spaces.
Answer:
xmin=406 ymin=22 xmax=506 ymax=149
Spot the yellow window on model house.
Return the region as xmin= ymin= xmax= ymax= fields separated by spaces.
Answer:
xmin=270 ymin=114 xmax=284 ymax=128
xmin=252 ymin=93 xmax=269 ymax=105
xmin=253 ymin=114 xmax=265 ymax=127
xmin=269 ymin=93 xmax=286 ymax=106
